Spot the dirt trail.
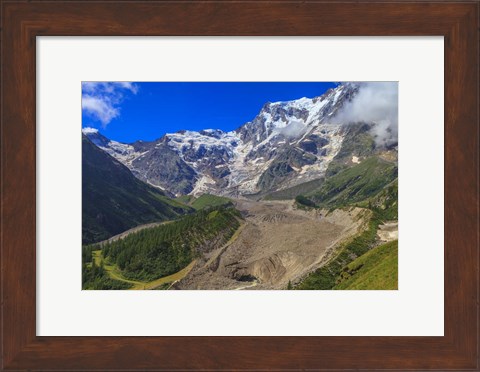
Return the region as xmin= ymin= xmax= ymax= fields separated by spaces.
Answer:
xmin=92 ymin=250 xmax=196 ymax=290
xmin=175 ymin=200 xmax=368 ymax=290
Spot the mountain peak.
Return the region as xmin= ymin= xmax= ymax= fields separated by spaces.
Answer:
xmin=84 ymin=82 xmax=380 ymax=197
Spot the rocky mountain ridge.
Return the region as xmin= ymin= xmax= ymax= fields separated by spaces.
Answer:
xmin=83 ymin=83 xmax=396 ymax=197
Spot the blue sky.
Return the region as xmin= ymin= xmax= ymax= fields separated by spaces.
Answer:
xmin=82 ymin=82 xmax=337 ymax=143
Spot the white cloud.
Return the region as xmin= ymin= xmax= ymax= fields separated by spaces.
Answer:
xmin=274 ymin=120 xmax=307 ymax=138
xmin=82 ymin=82 xmax=138 ymax=127
xmin=117 ymin=82 xmax=139 ymax=94
xmin=334 ymin=82 xmax=398 ymax=147
xmin=82 ymin=95 xmax=119 ymax=124
xmin=81 ymin=127 xmax=99 ymax=134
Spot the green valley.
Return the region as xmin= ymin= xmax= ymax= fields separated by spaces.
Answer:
xmin=175 ymin=193 xmax=233 ymax=210
xmin=81 ymin=82 xmax=399 ymax=291
xmin=191 ymin=194 xmax=233 ymax=210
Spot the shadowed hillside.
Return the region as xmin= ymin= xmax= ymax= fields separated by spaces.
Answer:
xmin=82 ymin=135 xmax=192 ymax=244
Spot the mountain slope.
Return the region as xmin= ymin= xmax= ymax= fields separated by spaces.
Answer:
xmin=295 ymin=170 xmax=398 ymax=290
xmin=304 ymin=157 xmax=398 ymax=209
xmin=83 ymin=82 xmax=397 ymax=198
xmin=334 ymin=240 xmax=398 ymax=290
xmin=82 ymin=135 xmax=192 ymax=244
xmin=100 ymin=206 xmax=241 ymax=282
xmin=190 ymin=194 xmax=233 ymax=210
xmin=82 ymin=83 xmax=363 ymax=196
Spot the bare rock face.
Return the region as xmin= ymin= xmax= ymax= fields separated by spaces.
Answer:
xmin=131 ymin=142 xmax=198 ymax=195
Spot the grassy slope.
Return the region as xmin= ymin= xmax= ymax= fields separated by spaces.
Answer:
xmin=191 ymin=193 xmax=233 ymax=210
xmin=358 ymin=179 xmax=398 ymax=220
xmin=264 ymin=178 xmax=324 ymax=200
xmin=91 ymin=250 xmax=196 ymax=290
xmin=296 ymin=180 xmax=398 ymax=290
xmin=176 ymin=195 xmax=196 ymax=205
xmin=82 ymin=253 xmax=133 ymax=290
xmin=306 ymin=157 xmax=397 ymax=209
xmin=334 ymin=240 xmax=398 ymax=290
xmin=82 ymin=135 xmax=192 ymax=244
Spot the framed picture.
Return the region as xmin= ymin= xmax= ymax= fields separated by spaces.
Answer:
xmin=1 ymin=1 xmax=478 ymax=370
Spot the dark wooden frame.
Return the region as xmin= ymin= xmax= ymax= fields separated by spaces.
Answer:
xmin=1 ymin=1 xmax=478 ymax=370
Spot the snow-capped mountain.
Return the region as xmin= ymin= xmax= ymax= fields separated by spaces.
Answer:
xmin=83 ymin=83 xmax=387 ymax=197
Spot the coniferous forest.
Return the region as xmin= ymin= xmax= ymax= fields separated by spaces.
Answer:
xmin=82 ymin=206 xmax=241 ymax=288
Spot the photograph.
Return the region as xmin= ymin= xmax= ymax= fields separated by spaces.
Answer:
xmin=81 ymin=81 xmax=398 ymax=290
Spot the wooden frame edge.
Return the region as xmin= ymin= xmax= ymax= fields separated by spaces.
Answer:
xmin=1 ymin=1 xmax=478 ymax=370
